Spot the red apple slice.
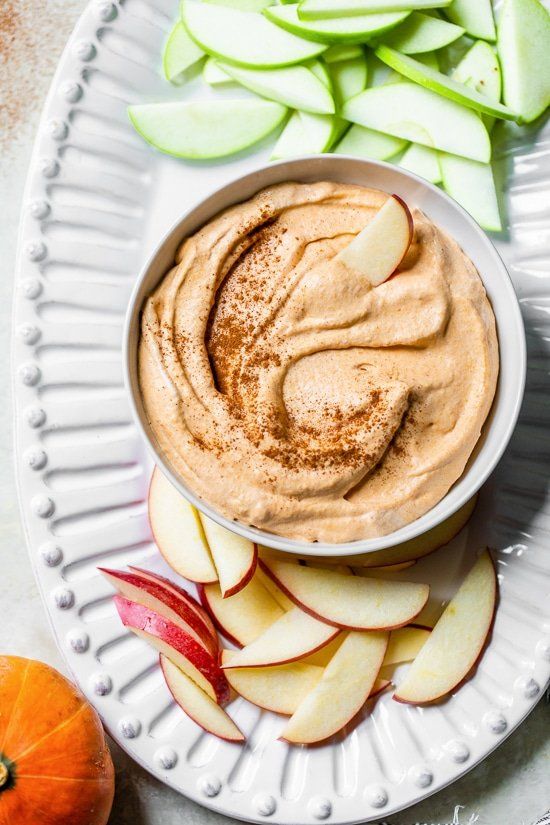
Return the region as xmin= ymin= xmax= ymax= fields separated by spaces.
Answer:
xmin=199 ymin=576 xmax=284 ymax=648
xmin=148 ymin=468 xmax=217 ymax=583
xmin=221 ymin=654 xmax=389 ymax=717
xmin=335 ymin=194 xmax=413 ymax=287
xmin=302 ymin=634 xmax=344 ymax=666
xmin=221 ymin=650 xmax=324 ymax=715
xmin=409 ymin=599 xmax=446 ymax=630
xmin=369 ymin=561 xmax=416 ymax=573
xmin=128 ymin=565 xmax=218 ymax=641
xmin=161 ymin=655 xmax=244 ymax=742
xmin=352 ymin=563 xmax=418 ymax=579
xmin=114 ymin=596 xmax=229 ymax=704
xmin=222 ymin=607 xmax=340 ymax=669
xmin=394 ymin=549 xmax=497 ymax=705
xmin=280 ymin=630 xmax=389 ymax=744
xmin=261 ymin=559 xmax=429 ymax=630
xmin=199 ymin=514 xmax=258 ymax=597
xmin=383 ymin=626 xmax=431 ymax=667
xmin=370 ymin=678 xmax=391 ymax=700
xmin=255 ymin=566 xmax=295 ymax=612
xmin=100 ymin=567 xmax=218 ymax=656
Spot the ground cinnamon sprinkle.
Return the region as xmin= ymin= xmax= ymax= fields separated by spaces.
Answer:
xmin=199 ymin=207 xmax=402 ymax=476
xmin=1 ymin=0 xmax=79 ymax=155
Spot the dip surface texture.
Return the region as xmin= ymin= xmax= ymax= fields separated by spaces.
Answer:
xmin=139 ymin=181 xmax=499 ymax=543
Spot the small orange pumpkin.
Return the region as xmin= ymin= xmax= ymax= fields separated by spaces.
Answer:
xmin=0 ymin=656 xmax=115 ymax=824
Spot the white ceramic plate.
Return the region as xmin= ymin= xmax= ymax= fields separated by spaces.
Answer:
xmin=12 ymin=1 xmax=550 ymax=822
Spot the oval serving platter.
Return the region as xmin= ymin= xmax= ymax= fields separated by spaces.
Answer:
xmin=12 ymin=0 xmax=550 ymax=822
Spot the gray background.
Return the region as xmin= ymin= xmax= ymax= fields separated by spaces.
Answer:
xmin=1 ymin=1 xmax=548 ymax=822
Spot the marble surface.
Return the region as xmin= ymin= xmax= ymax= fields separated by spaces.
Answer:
xmin=0 ymin=2 xmax=548 ymax=823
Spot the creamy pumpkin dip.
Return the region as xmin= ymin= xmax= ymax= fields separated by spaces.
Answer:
xmin=139 ymin=181 xmax=498 ymax=543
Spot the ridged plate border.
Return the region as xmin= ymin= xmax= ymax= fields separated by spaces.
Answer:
xmin=12 ymin=1 xmax=550 ymax=822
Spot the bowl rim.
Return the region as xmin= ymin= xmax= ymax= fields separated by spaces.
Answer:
xmin=123 ymin=154 xmax=526 ymax=558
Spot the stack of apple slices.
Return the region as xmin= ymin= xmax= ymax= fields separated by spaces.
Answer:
xmin=148 ymin=467 xmax=258 ymax=598
xmin=102 ymin=549 xmax=495 ymax=744
xmin=102 ymin=467 xmax=496 ymax=743
xmin=128 ymin=0 xmax=549 ymax=231
xmin=100 ymin=566 xmax=245 ymax=741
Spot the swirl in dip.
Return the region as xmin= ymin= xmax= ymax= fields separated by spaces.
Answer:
xmin=139 ymin=182 xmax=499 ymax=543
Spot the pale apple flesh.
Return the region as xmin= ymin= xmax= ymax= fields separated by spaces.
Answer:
xmin=161 ymin=655 xmax=245 ymax=742
xmin=100 ymin=567 xmax=218 ymax=655
xmin=222 ymin=606 xmax=340 ymax=669
xmin=221 ymin=651 xmax=390 ymax=716
xmin=394 ymin=549 xmax=497 ymax=704
xmin=199 ymin=513 xmax=258 ymax=597
xmin=148 ymin=467 xmax=217 ymax=583
xmin=383 ymin=626 xmax=431 ymax=667
xmin=221 ymin=651 xmax=324 ymax=715
xmin=129 ymin=565 xmax=218 ymax=641
xmin=199 ymin=576 xmax=284 ymax=647
xmin=114 ymin=596 xmax=230 ymax=704
xmin=281 ymin=630 xmax=389 ymax=744
xmin=335 ymin=194 xmax=413 ymax=286
xmin=301 ymin=633 xmax=344 ymax=666
xmin=255 ymin=564 xmax=296 ymax=611
xmin=261 ymin=559 xmax=430 ymax=630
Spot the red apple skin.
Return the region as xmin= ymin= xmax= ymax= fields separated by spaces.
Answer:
xmin=160 ymin=656 xmax=245 ymax=742
xmin=393 ymin=554 xmax=497 ymax=706
xmin=147 ymin=472 xmax=218 ymax=585
xmin=392 ymin=194 xmax=414 ymax=246
xmin=221 ymin=626 xmax=341 ymax=670
xmin=100 ymin=567 xmax=218 ymax=655
xmin=197 ymin=583 xmax=245 ymax=649
xmin=129 ymin=565 xmax=218 ymax=642
xmin=222 ymin=542 xmax=259 ymax=599
xmin=114 ymin=596 xmax=230 ymax=704
xmin=258 ymin=560 xmax=428 ymax=632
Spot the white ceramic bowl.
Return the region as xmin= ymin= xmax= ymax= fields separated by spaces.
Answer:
xmin=124 ymin=155 xmax=526 ymax=558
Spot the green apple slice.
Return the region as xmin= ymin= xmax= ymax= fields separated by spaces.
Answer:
xmin=366 ymin=52 xmax=400 ymax=85
xmin=399 ymin=142 xmax=441 ymax=182
xmin=163 ymin=21 xmax=204 ymax=83
xmin=451 ymin=40 xmax=500 ymax=133
xmin=298 ymin=0 xmax=451 ymax=20
xmin=128 ymin=99 xmax=287 ymax=159
xmin=303 ymin=112 xmax=347 ymax=149
xmin=323 ymin=44 xmax=364 ymax=62
xmin=182 ymin=1 xmax=327 ymax=68
xmin=439 ymin=154 xmax=501 ymax=231
xmin=333 ymin=123 xmax=406 ymax=159
xmin=305 ymin=59 xmax=332 ymax=88
xmin=343 ymin=82 xmax=491 ymax=161
xmin=271 ymin=111 xmax=305 ymax=159
xmin=329 ymin=55 xmax=368 ymax=107
xmin=264 ymin=4 xmax=409 ymax=44
xmin=452 ymin=40 xmax=501 ymax=103
xmin=271 ymin=110 xmax=340 ymax=158
xmin=444 ymin=0 xmax=495 ymax=42
xmin=378 ymin=11 xmax=464 ymax=54
xmin=498 ymin=0 xmax=550 ymax=124
xmin=203 ymin=0 xmax=273 ymax=9
xmin=375 ymin=45 xmax=518 ymax=121
xmin=203 ymin=57 xmax=233 ymax=85
xmin=217 ymin=62 xmax=335 ymax=113
xmin=416 ymin=50 xmax=439 ymax=70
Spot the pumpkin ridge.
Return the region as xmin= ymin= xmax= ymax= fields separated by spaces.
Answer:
xmin=14 ymin=774 xmax=113 ymax=783
xmin=0 ymin=661 xmax=30 ymax=753
xmin=11 ymin=703 xmax=87 ymax=763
